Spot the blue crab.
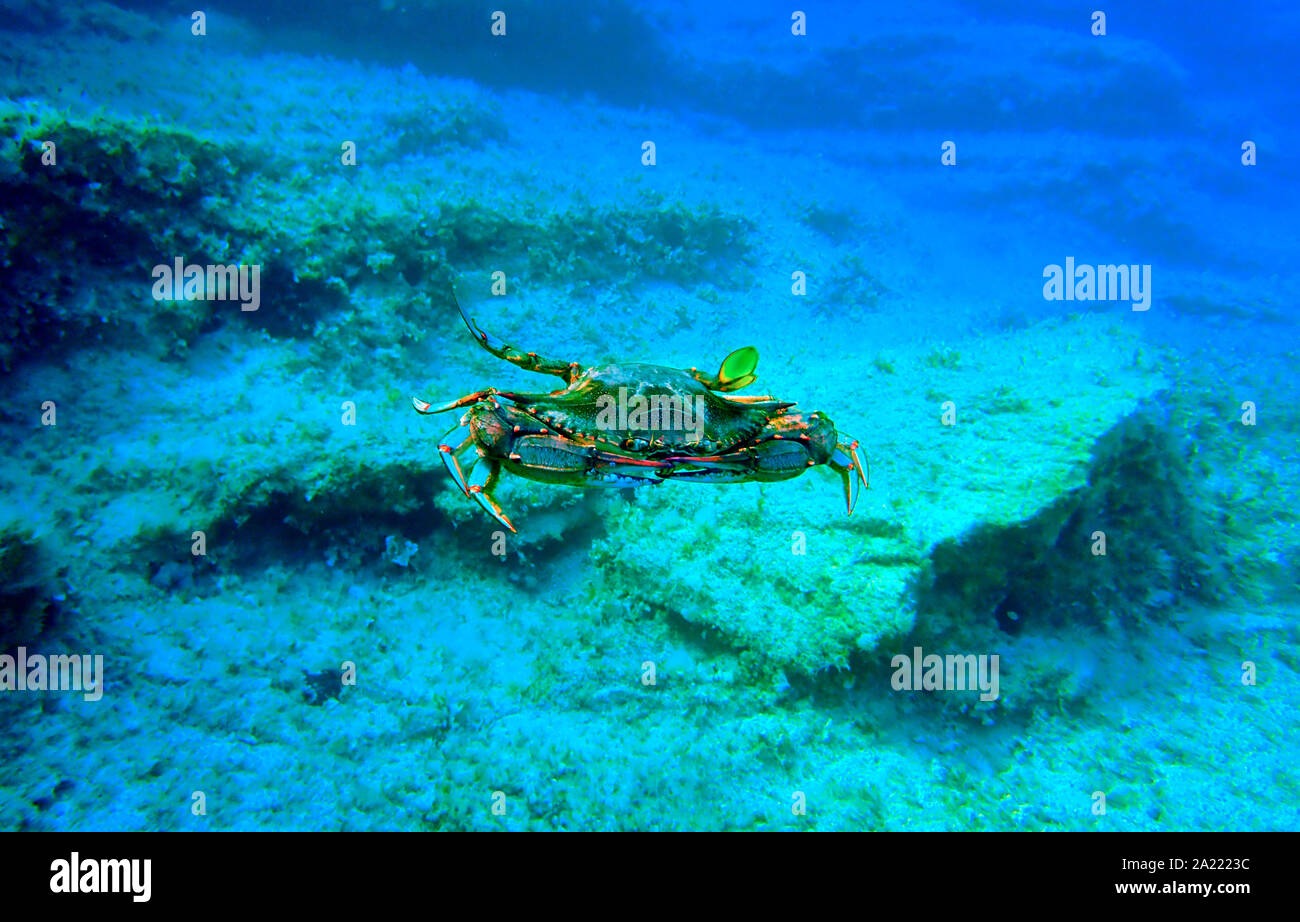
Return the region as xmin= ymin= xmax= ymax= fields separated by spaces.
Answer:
xmin=413 ymin=296 xmax=868 ymax=532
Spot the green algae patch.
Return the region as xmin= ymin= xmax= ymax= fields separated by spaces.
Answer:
xmin=0 ymin=101 xmax=257 ymax=366
xmin=0 ymin=520 xmax=63 ymax=652
xmin=591 ymin=314 xmax=1172 ymax=674
xmin=0 ymin=99 xmax=753 ymax=367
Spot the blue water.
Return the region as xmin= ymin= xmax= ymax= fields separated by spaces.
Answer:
xmin=0 ymin=1 xmax=1296 ymax=830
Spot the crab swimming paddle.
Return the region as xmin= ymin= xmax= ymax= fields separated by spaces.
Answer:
xmin=717 ymin=346 xmax=759 ymax=391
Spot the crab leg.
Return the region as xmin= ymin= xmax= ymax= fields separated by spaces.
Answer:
xmin=453 ymin=293 xmax=582 ymax=385
xmin=585 ymin=455 xmax=671 ymax=485
xmin=586 ymin=470 xmax=665 ymax=488
xmin=434 ymin=417 xmax=478 ymax=496
xmin=716 ymin=397 xmax=796 ymax=414
xmin=687 ymin=345 xmax=760 ymax=392
xmin=659 ymin=431 xmax=810 ymax=469
xmin=433 ymin=412 xmax=517 ymax=533
xmin=830 ymin=438 xmax=869 ymax=514
xmin=658 ymin=434 xmax=812 ymax=482
xmin=506 ymin=436 xmax=672 ymax=478
xmin=412 ymin=390 xmax=498 ymax=415
xmin=660 ymin=432 xmax=869 ymax=514
xmin=716 ymin=395 xmax=788 ymax=405
xmin=657 ymin=464 xmax=754 ymax=483
xmin=467 ymin=461 xmax=516 ymax=533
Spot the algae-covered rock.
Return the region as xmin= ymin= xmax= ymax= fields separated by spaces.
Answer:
xmin=0 ymin=101 xmax=259 ymax=366
xmin=0 ymin=98 xmax=753 ymax=368
xmin=590 ymin=313 xmax=1176 ymax=674
xmin=0 ymin=522 xmax=59 ymax=651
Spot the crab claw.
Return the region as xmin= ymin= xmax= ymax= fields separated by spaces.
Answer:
xmin=440 ymin=443 xmax=472 ymax=495
xmin=436 ymin=418 xmax=476 ymax=496
xmin=456 ymin=297 xmax=499 ymax=353
xmin=831 ymin=438 xmax=869 ymax=514
xmin=469 ymin=483 xmax=516 ymax=534
xmin=415 ymin=389 xmax=499 ymax=414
